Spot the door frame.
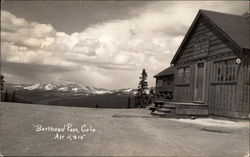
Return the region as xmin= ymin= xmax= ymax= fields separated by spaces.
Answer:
xmin=194 ymin=60 xmax=206 ymax=103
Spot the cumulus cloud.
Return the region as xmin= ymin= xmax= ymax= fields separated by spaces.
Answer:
xmin=1 ymin=1 xmax=249 ymax=88
xmin=1 ymin=10 xmax=56 ymax=49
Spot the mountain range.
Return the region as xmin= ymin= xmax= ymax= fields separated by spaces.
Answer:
xmin=7 ymin=83 xmax=139 ymax=96
xmin=4 ymin=83 xmax=152 ymax=108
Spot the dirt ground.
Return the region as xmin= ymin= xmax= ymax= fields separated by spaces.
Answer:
xmin=0 ymin=102 xmax=249 ymax=156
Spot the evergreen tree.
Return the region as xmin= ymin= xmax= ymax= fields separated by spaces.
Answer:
xmin=0 ymin=75 xmax=5 ymax=101
xmin=0 ymin=75 xmax=5 ymax=91
xmin=137 ymin=69 xmax=148 ymax=95
xmin=137 ymin=69 xmax=148 ymax=107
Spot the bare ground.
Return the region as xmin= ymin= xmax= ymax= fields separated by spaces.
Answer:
xmin=0 ymin=102 xmax=249 ymax=156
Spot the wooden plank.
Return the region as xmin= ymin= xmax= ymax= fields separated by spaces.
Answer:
xmin=242 ymin=60 xmax=246 ymax=112
xmin=208 ymin=62 xmax=212 ymax=108
xmin=232 ymin=84 xmax=236 ymax=111
xmin=210 ymin=35 xmax=219 ymax=41
xmin=215 ymin=85 xmax=218 ymax=109
xmin=213 ymin=84 xmax=216 ymax=109
xmin=192 ymin=29 xmax=210 ymax=38
xmin=214 ymin=63 xmax=217 ymax=83
xmin=193 ymin=24 xmax=207 ymax=32
xmin=209 ymin=47 xmax=232 ymax=55
xmin=213 ymin=85 xmax=216 ymax=109
xmin=222 ymin=84 xmax=225 ymax=110
xmin=234 ymin=76 xmax=238 ymax=112
xmin=217 ymin=85 xmax=220 ymax=109
xmin=210 ymin=39 xmax=223 ymax=46
xmin=226 ymin=84 xmax=229 ymax=110
xmin=243 ymin=58 xmax=249 ymax=112
xmin=224 ymin=84 xmax=227 ymax=110
xmin=228 ymin=84 xmax=232 ymax=111
xmin=238 ymin=60 xmax=244 ymax=112
xmin=218 ymin=85 xmax=221 ymax=110
xmin=209 ymin=44 xmax=227 ymax=51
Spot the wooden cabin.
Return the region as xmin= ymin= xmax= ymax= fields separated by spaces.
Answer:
xmin=154 ymin=66 xmax=176 ymax=99
xmin=170 ymin=10 xmax=250 ymax=119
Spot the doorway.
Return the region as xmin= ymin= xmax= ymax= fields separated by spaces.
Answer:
xmin=194 ymin=62 xmax=205 ymax=102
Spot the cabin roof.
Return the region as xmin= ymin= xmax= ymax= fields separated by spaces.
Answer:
xmin=171 ymin=9 xmax=250 ymax=64
xmin=202 ymin=10 xmax=249 ymax=50
xmin=154 ymin=66 xmax=175 ymax=78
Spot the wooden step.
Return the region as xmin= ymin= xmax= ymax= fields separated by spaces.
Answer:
xmin=151 ymin=110 xmax=166 ymax=117
xmin=152 ymin=101 xmax=209 ymax=117
xmin=163 ymin=101 xmax=208 ymax=116
xmin=175 ymin=105 xmax=208 ymax=116
xmin=162 ymin=104 xmax=176 ymax=109
xmin=154 ymin=101 xmax=165 ymax=105
xmin=157 ymin=108 xmax=171 ymax=113
xmin=164 ymin=101 xmax=208 ymax=107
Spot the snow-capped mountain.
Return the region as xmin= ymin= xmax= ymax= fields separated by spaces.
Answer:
xmin=7 ymin=83 xmax=138 ymax=96
xmin=23 ymin=83 xmax=57 ymax=91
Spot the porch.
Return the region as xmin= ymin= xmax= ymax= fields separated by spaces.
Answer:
xmin=150 ymin=101 xmax=208 ymax=118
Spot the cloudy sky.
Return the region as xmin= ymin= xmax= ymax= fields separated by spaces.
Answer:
xmin=1 ymin=1 xmax=249 ymax=89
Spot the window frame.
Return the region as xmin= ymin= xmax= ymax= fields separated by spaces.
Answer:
xmin=176 ymin=66 xmax=190 ymax=85
xmin=212 ymin=58 xmax=238 ymax=85
xmin=156 ymin=79 xmax=163 ymax=88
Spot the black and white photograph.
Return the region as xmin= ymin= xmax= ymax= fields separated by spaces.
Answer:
xmin=0 ymin=0 xmax=249 ymax=156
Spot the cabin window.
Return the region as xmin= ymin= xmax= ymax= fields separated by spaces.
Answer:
xmin=213 ymin=59 xmax=238 ymax=83
xmin=156 ymin=79 xmax=163 ymax=87
xmin=177 ymin=67 xmax=190 ymax=84
xmin=163 ymin=79 xmax=168 ymax=86
xmin=163 ymin=77 xmax=172 ymax=87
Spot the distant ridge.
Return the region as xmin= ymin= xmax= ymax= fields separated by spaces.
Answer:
xmin=5 ymin=83 xmax=141 ymax=96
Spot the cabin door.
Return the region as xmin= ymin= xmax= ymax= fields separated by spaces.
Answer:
xmin=194 ymin=62 xmax=205 ymax=102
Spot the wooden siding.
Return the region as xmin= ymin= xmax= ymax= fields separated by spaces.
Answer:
xmin=173 ymin=16 xmax=249 ymax=118
xmin=208 ymin=54 xmax=249 ymax=118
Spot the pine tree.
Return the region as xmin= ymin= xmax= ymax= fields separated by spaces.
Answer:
xmin=0 ymin=75 xmax=4 ymax=91
xmin=137 ymin=69 xmax=148 ymax=107
xmin=0 ymin=75 xmax=5 ymax=102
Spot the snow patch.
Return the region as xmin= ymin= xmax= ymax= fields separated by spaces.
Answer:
xmin=44 ymin=84 xmax=56 ymax=90
xmin=122 ymin=88 xmax=132 ymax=93
xmin=72 ymin=88 xmax=78 ymax=92
xmin=24 ymin=83 xmax=41 ymax=90
xmin=58 ymin=87 xmax=69 ymax=92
